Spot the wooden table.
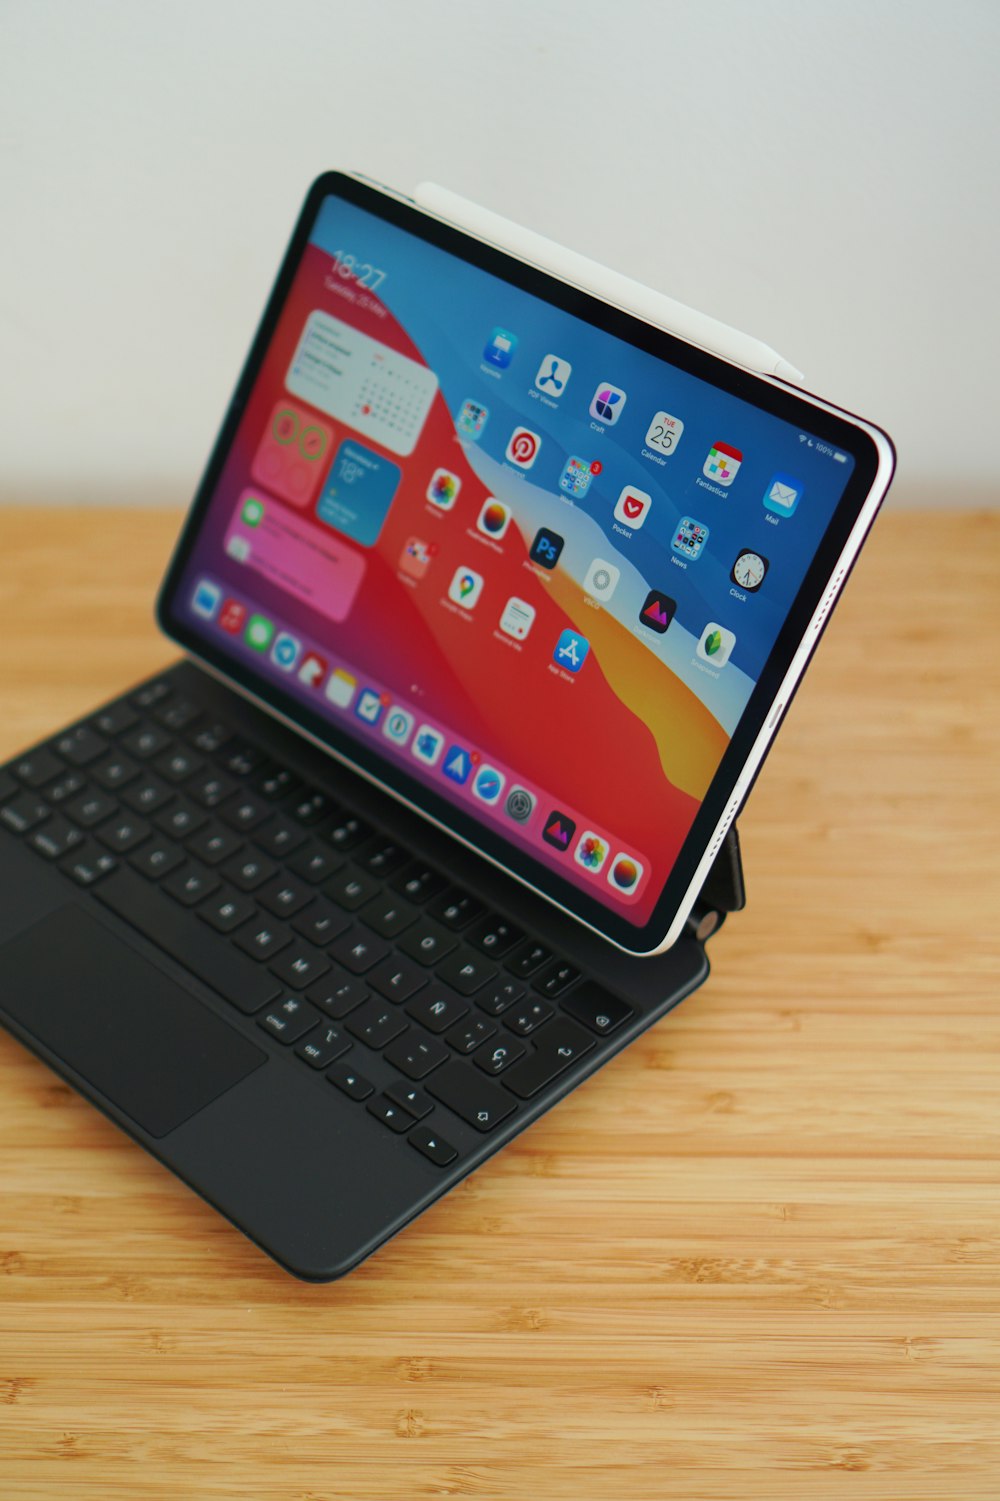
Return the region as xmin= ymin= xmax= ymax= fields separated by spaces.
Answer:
xmin=0 ymin=507 xmax=997 ymax=1500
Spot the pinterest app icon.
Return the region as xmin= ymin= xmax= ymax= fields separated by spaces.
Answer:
xmin=505 ymin=426 xmax=541 ymax=470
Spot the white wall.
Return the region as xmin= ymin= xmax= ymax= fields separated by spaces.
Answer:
xmin=1 ymin=0 xmax=997 ymax=507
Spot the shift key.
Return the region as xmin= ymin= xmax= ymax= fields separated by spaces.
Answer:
xmin=426 ymin=1062 xmax=516 ymax=1132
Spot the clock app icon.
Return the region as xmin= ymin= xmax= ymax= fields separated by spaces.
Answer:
xmin=731 ymin=549 xmax=769 ymax=592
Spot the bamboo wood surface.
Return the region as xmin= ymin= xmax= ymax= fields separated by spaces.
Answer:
xmin=0 ymin=506 xmax=997 ymax=1500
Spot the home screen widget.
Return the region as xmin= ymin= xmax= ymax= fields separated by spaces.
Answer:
xmin=218 ymin=598 xmax=246 ymax=634
xmin=644 ymin=410 xmax=684 ymax=456
xmin=484 ymin=327 xmax=517 ymax=369
xmin=542 ymin=810 xmax=576 ymax=852
xmin=730 ymin=549 xmax=769 ymax=592
xmin=325 ymin=668 xmax=357 ymax=709
xmin=553 ymin=629 xmax=590 ymax=673
xmin=529 ymin=528 xmax=564 ymax=569
xmin=614 ymin=485 xmax=652 ymax=529
xmin=671 ymin=516 xmax=710 ymax=561
xmin=192 ymin=579 xmax=221 ymax=619
xmin=590 ymin=382 xmax=627 ymax=424
xmin=457 ymin=399 xmax=489 ymax=439
xmin=535 ymin=354 xmax=572 ymax=397
xmin=574 ymin=830 xmax=609 ymax=873
xmin=696 ymin=622 xmax=736 ymax=666
xmin=559 ymin=456 xmax=594 ymax=499
xmin=505 ymin=786 xmax=536 ymax=822
xmin=383 ymin=706 xmax=414 ymax=746
xmin=448 ymin=565 xmax=484 ymax=609
xmin=639 ymin=590 xmax=677 ymax=634
xmin=354 ymin=689 xmax=385 ymax=727
xmin=297 ymin=651 xmax=327 ymax=688
xmin=472 ymin=765 xmax=505 ymax=804
xmin=607 ymin=853 xmax=643 ymax=893
xmin=427 ymin=468 xmax=461 ymax=509
xmin=271 ymin=631 xmax=301 ymax=671
xmin=703 ymin=441 xmax=743 ymax=486
xmin=245 ymin=614 xmax=274 ymax=652
xmin=399 ymin=536 xmax=436 ymax=579
xmin=505 ymin=426 xmax=541 ymax=469
xmin=250 ymin=400 xmax=333 ymax=509
xmin=763 ymin=473 xmax=803 ymax=517
xmin=500 ymin=596 xmax=536 ymax=641
xmin=443 ymin=745 xmax=473 ymax=785
xmin=476 ymin=498 xmax=511 ymax=539
xmin=412 ymin=725 xmax=445 ymax=765
xmin=583 ymin=558 xmax=621 ymax=602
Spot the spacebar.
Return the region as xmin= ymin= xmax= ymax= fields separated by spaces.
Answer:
xmin=95 ymin=869 xmax=281 ymax=1015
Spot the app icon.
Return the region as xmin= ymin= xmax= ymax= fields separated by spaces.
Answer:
xmin=399 ymin=536 xmax=435 ymax=579
xmin=477 ymin=498 xmax=511 ymax=539
xmin=383 ymin=706 xmax=414 ymax=746
xmin=472 ymin=765 xmax=505 ymax=804
xmin=559 ymin=456 xmax=594 ymax=499
xmin=241 ymin=495 xmax=265 ymax=527
xmin=226 ymin=533 xmax=251 ymax=564
xmin=271 ymin=631 xmax=301 ymax=671
xmin=639 ymin=590 xmax=677 ymax=634
xmin=542 ymin=811 xmax=576 ymax=852
xmin=457 ymin=399 xmax=489 ymax=439
xmin=703 ymin=441 xmax=743 ymax=486
xmin=325 ymin=668 xmax=357 ymax=709
xmin=192 ymin=580 xmax=221 ymax=619
xmin=614 ymin=485 xmax=652 ymax=529
xmin=442 ymin=745 xmax=473 ymax=785
xmin=427 ymin=468 xmax=461 ymax=509
xmin=297 ymin=651 xmax=328 ymax=688
xmin=671 ymin=516 xmax=710 ymax=561
xmin=218 ymin=598 xmax=246 ymax=634
xmin=644 ymin=410 xmax=684 ymax=457
xmin=484 ymin=327 xmax=517 ymax=369
xmin=574 ymin=830 xmax=609 ymax=873
xmin=608 ymin=853 xmax=643 ymax=893
xmin=583 ymin=558 xmax=620 ymax=601
xmin=696 ymin=622 xmax=736 ymax=667
xmin=245 ymin=614 xmax=273 ymax=652
xmin=730 ymin=549 xmax=769 ymax=592
xmin=529 ymin=527 xmax=564 ymax=569
xmin=505 ymin=786 xmax=536 ymax=822
xmin=354 ymin=689 xmax=384 ymax=727
xmin=763 ymin=473 xmax=803 ymax=517
xmin=448 ymin=565 xmax=484 ymax=610
xmin=553 ymin=629 xmax=590 ymax=673
xmin=500 ymin=596 xmax=536 ymax=641
xmin=412 ymin=725 xmax=445 ymax=765
xmin=505 ymin=426 xmax=541 ymax=469
xmin=535 ymin=354 xmax=572 ymax=396
xmin=590 ymin=383 xmax=627 ymax=424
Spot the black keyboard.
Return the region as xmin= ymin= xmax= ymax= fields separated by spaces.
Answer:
xmin=0 ymin=674 xmax=636 ymax=1171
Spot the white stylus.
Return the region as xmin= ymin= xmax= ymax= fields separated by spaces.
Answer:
xmin=413 ymin=180 xmax=804 ymax=386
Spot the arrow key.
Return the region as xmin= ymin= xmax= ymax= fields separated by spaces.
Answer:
xmin=409 ymin=1125 xmax=459 ymax=1167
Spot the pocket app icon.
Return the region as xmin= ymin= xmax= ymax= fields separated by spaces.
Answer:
xmin=614 ymin=485 xmax=652 ymax=529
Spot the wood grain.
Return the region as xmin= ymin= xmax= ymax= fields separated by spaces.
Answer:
xmin=0 ymin=506 xmax=997 ymax=1500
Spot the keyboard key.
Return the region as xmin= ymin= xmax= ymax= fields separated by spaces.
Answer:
xmin=270 ymin=944 xmax=331 ymax=990
xmin=325 ymin=865 xmax=381 ymax=912
xmin=446 ymin=1016 xmax=496 ymax=1055
xmin=189 ymin=771 xmax=239 ymax=808
xmin=128 ymin=839 xmax=184 ymax=880
xmin=154 ymin=748 xmax=205 ymax=783
xmin=162 ymin=861 xmax=220 ymax=907
xmin=428 ymin=889 xmax=486 ymax=931
xmin=45 ymin=769 xmax=87 ymax=804
xmin=384 ymin=1030 xmax=449 ymax=1080
xmin=1 ymin=793 xmax=50 ymax=834
xmin=385 ymin=1080 xmax=434 ymax=1120
xmin=28 ymin=817 xmax=84 ymax=859
xmin=13 ymin=747 xmax=64 ymax=787
xmin=476 ymin=980 xmax=524 ymax=1017
xmin=327 ymin=1062 xmax=374 ymax=1101
xmin=398 ymin=920 xmax=457 ymax=967
xmin=366 ymin=1097 xmax=413 ymax=1134
xmin=534 ymin=959 xmax=581 ymax=998
xmin=507 ymin=999 xmax=554 ymax=1036
xmin=154 ymin=698 xmax=201 ymax=733
xmin=467 ymin=915 xmax=524 ymax=958
xmin=256 ymin=876 xmax=313 ymax=919
xmin=560 ymin=980 xmax=634 ymax=1036
xmin=122 ymin=776 xmax=173 ymax=815
xmin=326 ymin=813 xmax=372 ymax=853
xmin=291 ymin=899 xmax=350 ymax=946
xmin=505 ymin=940 xmax=553 ymax=979
xmin=255 ymin=815 xmax=307 ymax=857
xmin=53 ymin=725 xmax=109 ymax=766
xmin=258 ymin=995 xmax=321 ymax=1043
xmin=121 ymin=724 xmax=172 ymax=761
xmin=427 ymin=1062 xmax=517 ymax=1132
xmin=222 ymin=851 xmax=277 ymax=891
xmin=92 ymin=753 xmax=140 ymax=790
xmin=93 ymin=702 xmax=140 ymax=737
xmin=186 ymin=823 xmax=243 ymax=866
xmin=391 ymin=863 xmax=448 ymax=903
xmin=198 ymin=888 xmax=256 ymax=934
xmin=253 ymin=764 xmax=303 ymax=801
xmin=296 ymin=1025 xmax=351 ymax=1068
xmin=500 ymin=1020 xmax=596 ymax=1100
xmin=360 ymin=890 xmax=417 ymax=939
xmin=60 ymin=842 xmax=118 ymax=886
xmin=473 ymin=1036 xmax=526 ymax=1075
xmin=356 ymin=837 xmax=410 ymax=878
xmin=436 ymin=949 xmax=497 ymax=996
xmin=290 ymin=790 xmax=335 ymax=826
xmin=155 ymin=799 xmax=207 ymax=839
xmin=368 ymin=956 xmax=426 ymax=1004
xmin=66 ymin=789 xmax=118 ymax=828
xmin=329 ymin=927 xmax=391 ymax=975
xmin=219 ymin=794 xmax=270 ymax=832
xmin=98 ymin=814 xmax=151 ymax=853
xmin=130 ymin=679 xmax=172 ymax=710
xmin=233 ymin=919 xmax=293 ymax=961
xmin=224 ymin=743 xmax=268 ymax=777
xmin=405 ymin=991 xmax=468 ymax=1035
xmin=306 ymin=974 xmax=369 ymax=1019
xmin=287 ymin=840 xmax=343 ymax=884
xmin=346 ymin=1000 xmax=407 ymax=1050
xmin=190 ymin=721 xmax=231 ymax=754
xmin=409 ymin=1125 xmax=458 ymax=1167
xmin=0 ymin=769 xmax=14 ymax=804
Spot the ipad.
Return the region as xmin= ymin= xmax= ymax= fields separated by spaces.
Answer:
xmin=158 ymin=172 xmax=894 ymax=955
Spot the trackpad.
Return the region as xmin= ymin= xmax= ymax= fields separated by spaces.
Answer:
xmin=0 ymin=905 xmax=266 ymax=1138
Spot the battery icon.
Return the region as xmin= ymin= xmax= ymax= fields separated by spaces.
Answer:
xmin=833 ymin=452 xmax=847 ymax=463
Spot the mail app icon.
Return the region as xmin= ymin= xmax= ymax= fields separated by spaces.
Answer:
xmin=763 ymin=473 xmax=803 ymax=518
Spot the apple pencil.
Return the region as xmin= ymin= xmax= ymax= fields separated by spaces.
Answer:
xmin=412 ymin=180 xmax=804 ymax=386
